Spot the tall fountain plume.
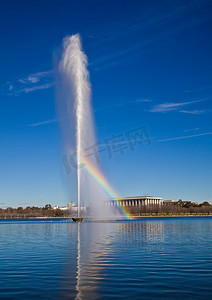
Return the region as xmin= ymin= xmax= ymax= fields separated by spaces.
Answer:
xmin=57 ymin=34 xmax=115 ymax=219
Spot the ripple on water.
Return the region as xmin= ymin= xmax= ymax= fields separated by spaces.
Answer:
xmin=0 ymin=217 xmax=212 ymax=299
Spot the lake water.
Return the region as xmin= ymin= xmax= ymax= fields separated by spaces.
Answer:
xmin=0 ymin=217 xmax=212 ymax=299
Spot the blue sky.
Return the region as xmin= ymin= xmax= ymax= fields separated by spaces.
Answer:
xmin=1 ymin=0 xmax=212 ymax=208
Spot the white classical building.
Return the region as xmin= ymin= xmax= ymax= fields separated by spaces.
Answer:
xmin=53 ymin=205 xmax=69 ymax=211
xmin=163 ymin=200 xmax=176 ymax=205
xmin=108 ymin=196 xmax=163 ymax=207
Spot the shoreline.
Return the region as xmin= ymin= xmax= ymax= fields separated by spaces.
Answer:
xmin=0 ymin=214 xmax=212 ymax=220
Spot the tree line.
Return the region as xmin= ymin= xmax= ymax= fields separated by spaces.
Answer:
xmin=0 ymin=204 xmax=70 ymax=218
xmin=0 ymin=200 xmax=212 ymax=218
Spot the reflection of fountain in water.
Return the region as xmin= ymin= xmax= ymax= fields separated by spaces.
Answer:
xmin=59 ymin=220 xmax=165 ymax=299
xmin=75 ymin=223 xmax=114 ymax=300
xmin=57 ymin=34 xmax=115 ymax=219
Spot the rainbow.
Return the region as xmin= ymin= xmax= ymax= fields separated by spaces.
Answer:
xmin=82 ymin=158 xmax=132 ymax=220
xmin=65 ymin=147 xmax=132 ymax=219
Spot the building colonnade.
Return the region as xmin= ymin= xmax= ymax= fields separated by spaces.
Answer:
xmin=107 ymin=198 xmax=162 ymax=207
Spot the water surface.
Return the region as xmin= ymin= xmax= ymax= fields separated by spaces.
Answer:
xmin=0 ymin=217 xmax=212 ymax=299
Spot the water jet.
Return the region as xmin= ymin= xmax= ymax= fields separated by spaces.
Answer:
xmin=58 ymin=34 xmax=115 ymax=220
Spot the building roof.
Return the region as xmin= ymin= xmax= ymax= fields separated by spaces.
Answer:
xmin=163 ymin=200 xmax=175 ymax=203
xmin=114 ymin=196 xmax=163 ymax=200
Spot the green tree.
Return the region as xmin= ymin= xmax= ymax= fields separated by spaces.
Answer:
xmin=44 ymin=204 xmax=52 ymax=210
xmin=201 ymin=201 xmax=210 ymax=207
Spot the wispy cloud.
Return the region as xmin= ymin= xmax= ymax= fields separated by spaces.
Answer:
xmin=136 ymin=98 xmax=152 ymax=103
xmin=88 ymin=2 xmax=210 ymax=72
xmin=19 ymin=82 xmax=53 ymax=94
xmin=29 ymin=119 xmax=58 ymax=127
xmin=87 ymin=1 xmax=206 ymax=50
xmin=149 ymin=99 xmax=205 ymax=113
xmin=184 ymin=85 xmax=212 ymax=93
xmin=184 ymin=128 xmax=200 ymax=133
xmin=7 ymin=70 xmax=53 ymax=95
xmin=18 ymin=70 xmax=52 ymax=84
xmin=95 ymin=97 xmax=152 ymax=111
xmin=90 ymin=23 xmax=185 ymax=71
xmin=158 ymin=131 xmax=212 ymax=142
xmin=180 ymin=109 xmax=205 ymax=114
